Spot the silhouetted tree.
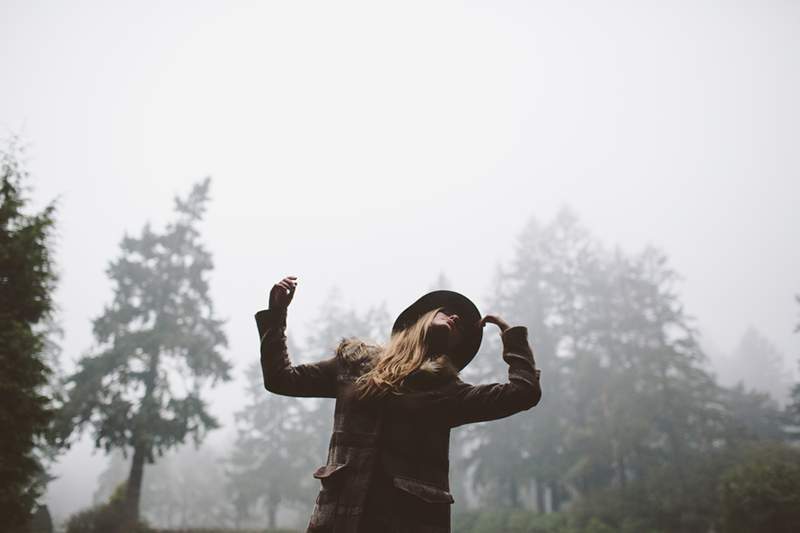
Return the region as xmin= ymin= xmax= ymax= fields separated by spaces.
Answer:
xmin=0 ymin=140 xmax=60 ymax=530
xmin=56 ymin=178 xmax=230 ymax=531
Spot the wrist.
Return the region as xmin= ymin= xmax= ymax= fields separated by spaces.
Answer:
xmin=268 ymin=307 xmax=288 ymax=327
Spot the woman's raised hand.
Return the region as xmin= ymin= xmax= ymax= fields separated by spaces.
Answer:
xmin=480 ymin=314 xmax=510 ymax=333
xmin=269 ymin=276 xmax=297 ymax=311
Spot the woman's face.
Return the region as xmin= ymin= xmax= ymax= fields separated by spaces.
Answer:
xmin=430 ymin=309 xmax=463 ymax=350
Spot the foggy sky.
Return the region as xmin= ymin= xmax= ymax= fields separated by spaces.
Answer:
xmin=1 ymin=0 xmax=798 ymax=523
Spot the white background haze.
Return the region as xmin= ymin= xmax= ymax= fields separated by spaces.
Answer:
xmin=1 ymin=0 xmax=798 ymax=524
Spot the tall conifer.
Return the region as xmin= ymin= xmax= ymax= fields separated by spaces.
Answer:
xmin=0 ymin=141 xmax=59 ymax=529
xmin=56 ymin=178 xmax=230 ymax=530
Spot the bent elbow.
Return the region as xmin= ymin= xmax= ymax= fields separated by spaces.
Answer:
xmin=262 ymin=367 xmax=286 ymax=395
xmin=508 ymin=376 xmax=541 ymax=411
xmin=519 ymin=383 xmax=542 ymax=410
xmin=529 ymin=386 xmax=542 ymax=408
xmin=264 ymin=377 xmax=291 ymax=396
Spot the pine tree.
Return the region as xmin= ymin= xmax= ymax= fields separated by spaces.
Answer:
xmin=0 ymin=140 xmax=60 ymax=530
xmin=226 ymin=359 xmax=314 ymax=529
xmin=727 ymin=327 xmax=790 ymax=404
xmin=463 ymin=208 xmax=727 ymax=523
xmin=55 ymin=178 xmax=230 ymax=531
xmin=463 ymin=209 xmax=595 ymax=510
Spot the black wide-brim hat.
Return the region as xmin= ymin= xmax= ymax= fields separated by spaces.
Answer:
xmin=392 ymin=290 xmax=483 ymax=371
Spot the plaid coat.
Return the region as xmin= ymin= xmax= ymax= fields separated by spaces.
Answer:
xmin=255 ymin=308 xmax=541 ymax=533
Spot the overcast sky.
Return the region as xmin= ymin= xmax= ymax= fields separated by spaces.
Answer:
xmin=2 ymin=0 xmax=798 ymax=523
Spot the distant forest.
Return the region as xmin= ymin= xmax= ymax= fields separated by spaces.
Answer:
xmin=3 ymin=141 xmax=799 ymax=533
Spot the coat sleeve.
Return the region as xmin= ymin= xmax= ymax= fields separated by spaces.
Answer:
xmin=384 ymin=326 xmax=541 ymax=428
xmin=256 ymin=308 xmax=338 ymax=398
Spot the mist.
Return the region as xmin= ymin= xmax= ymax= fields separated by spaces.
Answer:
xmin=2 ymin=1 xmax=798 ymax=530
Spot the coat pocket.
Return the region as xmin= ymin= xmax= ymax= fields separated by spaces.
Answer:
xmin=313 ymin=462 xmax=348 ymax=480
xmin=392 ymin=475 xmax=455 ymax=504
xmin=312 ymin=462 xmax=349 ymax=498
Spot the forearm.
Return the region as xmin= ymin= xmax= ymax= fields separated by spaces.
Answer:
xmin=383 ymin=324 xmax=542 ymax=428
xmin=257 ymin=307 xmax=289 ymax=391
xmin=500 ymin=326 xmax=541 ymax=409
xmin=256 ymin=308 xmax=337 ymax=398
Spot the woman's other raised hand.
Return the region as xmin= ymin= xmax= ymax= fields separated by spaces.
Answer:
xmin=269 ymin=275 xmax=297 ymax=311
xmin=479 ymin=314 xmax=510 ymax=333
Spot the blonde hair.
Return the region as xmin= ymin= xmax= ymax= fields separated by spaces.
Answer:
xmin=353 ymin=307 xmax=444 ymax=400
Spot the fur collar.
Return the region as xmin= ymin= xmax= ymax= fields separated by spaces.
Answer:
xmin=335 ymin=337 xmax=459 ymax=389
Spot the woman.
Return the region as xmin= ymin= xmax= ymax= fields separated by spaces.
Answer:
xmin=256 ymin=275 xmax=541 ymax=533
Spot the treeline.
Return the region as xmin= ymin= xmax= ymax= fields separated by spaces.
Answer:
xmin=3 ymin=141 xmax=800 ymax=533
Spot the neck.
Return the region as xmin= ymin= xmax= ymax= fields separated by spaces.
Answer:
xmin=425 ymin=333 xmax=450 ymax=359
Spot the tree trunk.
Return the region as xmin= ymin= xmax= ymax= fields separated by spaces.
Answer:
xmin=120 ymin=351 xmax=159 ymax=533
xmin=550 ymin=480 xmax=562 ymax=512
xmin=121 ymin=444 xmax=146 ymax=532
xmin=508 ymin=477 xmax=519 ymax=508
xmin=267 ymin=503 xmax=277 ymax=530
xmin=618 ymin=452 xmax=627 ymax=489
xmin=267 ymin=490 xmax=280 ymax=529
xmin=535 ymin=479 xmax=546 ymax=514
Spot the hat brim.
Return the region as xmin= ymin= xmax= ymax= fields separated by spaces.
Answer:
xmin=392 ymin=290 xmax=482 ymax=371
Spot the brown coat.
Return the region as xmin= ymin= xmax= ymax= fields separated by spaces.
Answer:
xmin=255 ymin=307 xmax=541 ymax=533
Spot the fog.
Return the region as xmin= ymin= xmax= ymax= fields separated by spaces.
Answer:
xmin=2 ymin=0 xmax=798 ymax=527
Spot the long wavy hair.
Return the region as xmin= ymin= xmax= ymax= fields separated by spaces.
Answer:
xmin=353 ymin=307 xmax=444 ymax=400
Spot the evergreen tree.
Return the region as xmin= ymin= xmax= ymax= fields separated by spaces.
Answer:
xmin=0 ymin=140 xmax=60 ymax=530
xmin=55 ymin=178 xmax=230 ymax=531
xmin=463 ymin=209 xmax=595 ymax=510
xmin=462 ymin=208 xmax=727 ymax=525
xmin=430 ymin=271 xmax=452 ymax=291
xmin=720 ymin=384 xmax=785 ymax=442
xmin=727 ymin=327 xmax=790 ymax=405
xmin=570 ymin=246 xmax=726 ymax=532
xmin=226 ymin=359 xmax=313 ymax=529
